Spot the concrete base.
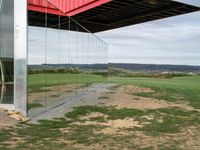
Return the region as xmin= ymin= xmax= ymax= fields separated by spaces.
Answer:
xmin=0 ymin=104 xmax=15 ymax=110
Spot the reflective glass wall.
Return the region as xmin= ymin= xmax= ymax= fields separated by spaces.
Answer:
xmin=0 ymin=0 xmax=14 ymax=104
xmin=28 ymin=18 xmax=108 ymax=117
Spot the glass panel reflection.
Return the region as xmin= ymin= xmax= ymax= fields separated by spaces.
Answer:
xmin=28 ymin=17 xmax=108 ymax=117
xmin=0 ymin=84 xmax=13 ymax=104
xmin=28 ymin=26 xmax=46 ymax=116
xmin=0 ymin=0 xmax=14 ymax=105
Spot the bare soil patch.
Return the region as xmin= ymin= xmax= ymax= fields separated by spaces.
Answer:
xmin=78 ymin=117 xmax=142 ymax=130
xmin=129 ymin=125 xmax=200 ymax=150
xmin=98 ymin=118 xmax=144 ymax=135
xmin=70 ymin=113 xmax=200 ymax=150
xmin=71 ymin=109 xmax=200 ymax=150
xmin=1 ymin=84 xmax=199 ymax=150
xmin=80 ymin=112 xmax=108 ymax=120
xmin=75 ymin=111 xmax=144 ymax=135
xmin=102 ymin=85 xmax=196 ymax=111
xmin=1 ymin=137 xmax=26 ymax=148
xmin=28 ymin=84 xmax=83 ymax=103
xmin=0 ymin=110 xmax=18 ymax=128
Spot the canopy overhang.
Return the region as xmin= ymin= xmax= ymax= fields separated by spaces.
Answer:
xmin=28 ymin=0 xmax=200 ymax=33
xmin=28 ymin=0 xmax=111 ymax=17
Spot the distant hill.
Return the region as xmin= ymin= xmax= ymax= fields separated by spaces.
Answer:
xmin=28 ymin=63 xmax=200 ymax=73
xmin=109 ymin=63 xmax=200 ymax=73
xmin=28 ymin=64 xmax=108 ymax=70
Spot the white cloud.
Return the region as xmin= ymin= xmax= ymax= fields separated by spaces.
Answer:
xmin=97 ymin=12 xmax=200 ymax=66
xmin=28 ymin=12 xmax=200 ymax=66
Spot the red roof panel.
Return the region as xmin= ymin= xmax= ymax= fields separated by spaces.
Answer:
xmin=46 ymin=0 xmax=96 ymax=13
xmin=28 ymin=0 xmax=111 ymax=16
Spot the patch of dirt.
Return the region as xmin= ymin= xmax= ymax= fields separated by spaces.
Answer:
xmin=141 ymin=115 xmax=154 ymax=120
xmin=66 ymin=119 xmax=200 ymax=150
xmin=129 ymin=125 xmax=200 ymax=150
xmin=98 ymin=118 xmax=144 ymax=135
xmin=1 ymin=137 xmax=26 ymax=148
xmin=28 ymin=84 xmax=83 ymax=104
xmin=88 ymin=124 xmax=200 ymax=149
xmin=74 ymin=118 xmax=142 ymax=135
xmin=70 ymin=143 xmax=107 ymax=150
xmin=116 ymin=85 xmax=154 ymax=94
xmin=0 ymin=109 xmax=18 ymax=128
xmin=80 ymin=112 xmax=108 ymax=120
xmin=58 ymin=128 xmax=70 ymax=133
xmin=75 ymin=112 xmax=143 ymax=135
xmin=102 ymin=85 xmax=197 ymax=111
xmin=110 ymin=118 xmax=142 ymax=128
xmin=7 ymin=110 xmax=29 ymax=121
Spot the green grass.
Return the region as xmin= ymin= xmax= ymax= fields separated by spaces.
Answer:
xmin=2 ymin=74 xmax=199 ymax=149
xmin=28 ymin=73 xmax=200 ymax=109
xmin=27 ymin=103 xmax=44 ymax=110
xmin=109 ymin=76 xmax=200 ymax=108
xmin=1 ymin=106 xmax=200 ymax=149
xmin=98 ymin=96 xmax=109 ymax=99
xmin=28 ymin=73 xmax=107 ymax=92
xmin=139 ymin=108 xmax=200 ymax=135
xmin=65 ymin=106 xmax=200 ymax=135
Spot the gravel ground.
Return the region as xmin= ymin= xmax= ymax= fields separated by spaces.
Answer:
xmin=29 ymin=83 xmax=115 ymax=124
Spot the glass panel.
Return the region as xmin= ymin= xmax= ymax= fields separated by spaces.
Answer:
xmin=28 ymin=26 xmax=46 ymax=117
xmin=0 ymin=0 xmax=14 ymax=105
xmin=28 ymin=16 xmax=108 ymax=117
xmin=45 ymin=27 xmax=60 ymax=108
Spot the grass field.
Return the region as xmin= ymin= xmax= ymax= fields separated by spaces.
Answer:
xmin=109 ymin=75 xmax=200 ymax=108
xmin=28 ymin=73 xmax=107 ymax=92
xmin=1 ymin=74 xmax=200 ymax=149
xmin=29 ymin=73 xmax=200 ymax=108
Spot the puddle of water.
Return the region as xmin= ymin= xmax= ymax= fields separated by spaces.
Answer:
xmin=0 ymin=83 xmax=14 ymax=104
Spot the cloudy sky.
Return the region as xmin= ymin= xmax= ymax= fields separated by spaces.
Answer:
xmin=29 ymin=2 xmax=200 ymax=66
xmin=97 ymin=11 xmax=200 ymax=66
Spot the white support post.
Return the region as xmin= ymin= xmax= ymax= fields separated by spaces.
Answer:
xmin=14 ymin=0 xmax=27 ymax=116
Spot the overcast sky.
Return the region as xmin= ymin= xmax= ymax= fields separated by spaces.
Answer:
xmin=97 ymin=11 xmax=200 ymax=66
xmin=29 ymin=10 xmax=200 ymax=66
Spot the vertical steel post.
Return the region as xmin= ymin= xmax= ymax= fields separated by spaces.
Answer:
xmin=14 ymin=0 xmax=27 ymax=116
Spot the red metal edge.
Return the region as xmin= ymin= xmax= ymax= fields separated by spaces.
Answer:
xmin=67 ymin=0 xmax=112 ymax=16
xmin=28 ymin=5 xmax=68 ymax=16
xmin=46 ymin=0 xmax=96 ymax=14
xmin=28 ymin=0 xmax=112 ymax=17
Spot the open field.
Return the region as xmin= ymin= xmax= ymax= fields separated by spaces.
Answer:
xmin=28 ymin=73 xmax=107 ymax=92
xmin=1 ymin=74 xmax=200 ymax=149
xmin=29 ymin=73 xmax=200 ymax=108
xmin=109 ymin=76 xmax=200 ymax=109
